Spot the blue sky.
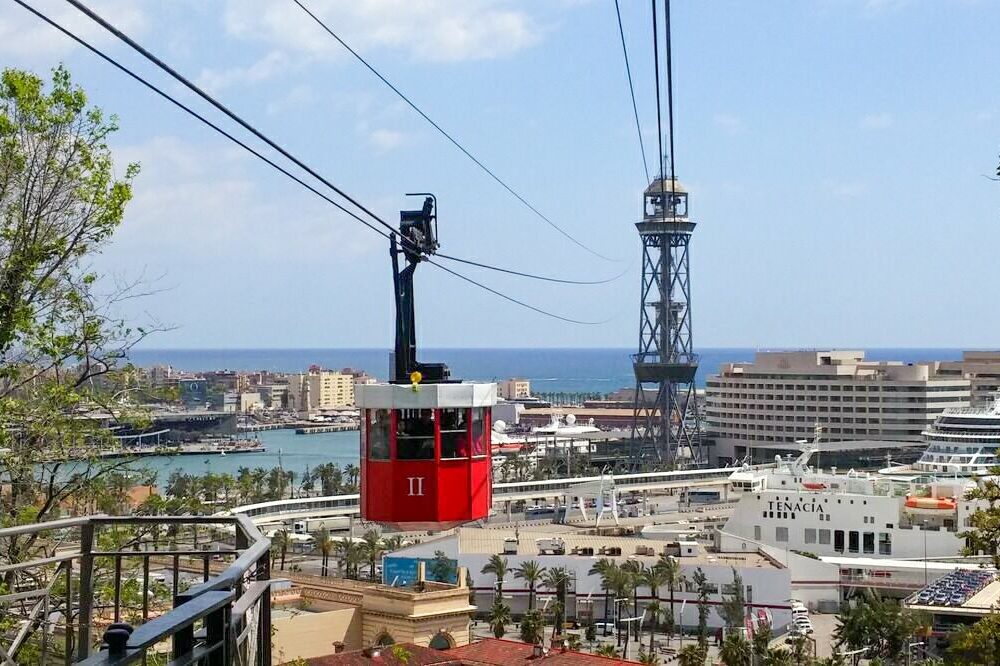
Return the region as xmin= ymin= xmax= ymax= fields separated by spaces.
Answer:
xmin=2 ymin=0 xmax=998 ymax=349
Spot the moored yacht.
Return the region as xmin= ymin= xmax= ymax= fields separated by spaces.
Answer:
xmin=721 ymin=445 xmax=984 ymax=560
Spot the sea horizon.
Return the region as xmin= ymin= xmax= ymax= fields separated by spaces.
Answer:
xmin=127 ymin=346 xmax=972 ymax=394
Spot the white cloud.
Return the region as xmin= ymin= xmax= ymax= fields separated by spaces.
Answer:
xmin=266 ymin=85 xmax=314 ymax=116
xmin=108 ymin=135 xmax=379 ymax=261
xmin=713 ymin=113 xmax=744 ymax=135
xmin=0 ymin=0 xmax=146 ymax=59
xmin=221 ymin=0 xmax=542 ymax=63
xmin=196 ymin=50 xmax=291 ymax=93
xmin=859 ymin=112 xmax=894 ymax=130
xmin=368 ymin=128 xmax=408 ymax=153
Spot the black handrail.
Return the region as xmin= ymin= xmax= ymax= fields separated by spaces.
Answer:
xmin=0 ymin=513 xmax=271 ymax=666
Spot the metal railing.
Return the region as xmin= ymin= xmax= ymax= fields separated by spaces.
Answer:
xmin=0 ymin=514 xmax=271 ymax=666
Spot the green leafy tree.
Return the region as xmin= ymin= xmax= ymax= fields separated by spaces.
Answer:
xmin=833 ymin=593 xmax=928 ymax=665
xmin=947 ymin=613 xmax=1000 ymax=666
xmin=428 ymin=550 xmax=455 ymax=583
xmin=720 ymin=568 xmax=747 ymax=629
xmin=0 ymin=65 xmax=153 ymax=585
xmin=488 ymin=600 xmax=511 ymax=639
xmin=961 ymin=466 xmax=1000 ymax=569
xmin=692 ymin=567 xmax=710 ymax=647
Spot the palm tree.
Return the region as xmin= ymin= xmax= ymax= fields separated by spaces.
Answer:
xmin=344 ymin=463 xmax=360 ymax=488
xmin=335 ymin=537 xmax=362 ymax=579
xmin=273 ymin=529 xmax=289 ymax=571
xmin=383 ymin=535 xmax=405 ymax=552
xmin=519 ymin=608 xmax=544 ymax=645
xmin=677 ymin=644 xmax=707 ymax=666
xmin=645 ymin=600 xmax=662 ymax=653
xmin=542 ymin=567 xmax=571 ymax=637
xmin=360 ymin=529 xmax=385 ymax=580
xmin=595 ymin=644 xmax=619 ymax=658
xmin=513 ymin=560 xmax=546 ymax=611
xmin=588 ymin=558 xmax=617 ymax=636
xmin=720 ymin=632 xmax=752 ymax=666
xmin=638 ymin=650 xmax=662 ymax=666
xmin=622 ymin=561 xmax=645 ymax=641
xmin=318 ymin=528 xmax=334 ymax=577
xmin=481 ymin=554 xmax=508 ymax=603
xmin=658 ymin=555 xmax=682 ymax=643
xmin=488 ymin=600 xmax=511 ymax=639
xmin=641 ymin=565 xmax=669 ymax=629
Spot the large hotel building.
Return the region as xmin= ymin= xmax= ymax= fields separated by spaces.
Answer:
xmin=705 ymin=350 xmax=971 ymax=463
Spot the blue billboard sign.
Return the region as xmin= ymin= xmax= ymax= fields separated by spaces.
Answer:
xmin=383 ymin=556 xmax=458 ymax=586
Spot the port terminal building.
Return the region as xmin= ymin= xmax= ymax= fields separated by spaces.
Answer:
xmin=387 ymin=526 xmax=798 ymax=632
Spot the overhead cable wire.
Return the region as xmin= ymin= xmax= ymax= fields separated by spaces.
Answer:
xmin=652 ymin=0 xmax=665 ymax=188
xmin=426 ymin=259 xmax=611 ymax=325
xmin=665 ymin=0 xmax=677 ymax=187
xmin=435 ymin=252 xmax=627 ymax=285
xmin=613 ymin=0 xmax=650 ymax=183
xmin=16 ymin=0 xmax=610 ymax=324
xmin=291 ymin=0 xmax=622 ymax=263
xmin=56 ymin=0 xmax=617 ymax=288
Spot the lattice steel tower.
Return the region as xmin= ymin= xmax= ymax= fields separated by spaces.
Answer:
xmin=630 ymin=176 xmax=701 ymax=465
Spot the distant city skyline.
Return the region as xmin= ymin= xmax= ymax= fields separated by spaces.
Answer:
xmin=2 ymin=0 xmax=998 ymax=349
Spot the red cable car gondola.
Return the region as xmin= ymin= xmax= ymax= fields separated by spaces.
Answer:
xmin=358 ymin=195 xmax=494 ymax=531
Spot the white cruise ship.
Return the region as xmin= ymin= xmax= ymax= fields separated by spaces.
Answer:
xmin=722 ymin=446 xmax=982 ymax=560
xmin=884 ymin=399 xmax=1000 ymax=476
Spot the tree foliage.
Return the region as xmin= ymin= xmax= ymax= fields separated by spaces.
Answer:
xmin=0 ymin=65 xmax=155 ymax=590
xmin=960 ymin=465 xmax=1000 ymax=569
xmin=720 ymin=568 xmax=747 ymax=629
xmin=947 ymin=613 xmax=1000 ymax=666
xmin=833 ymin=593 xmax=929 ymax=665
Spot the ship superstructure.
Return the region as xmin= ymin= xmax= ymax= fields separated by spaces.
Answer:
xmin=722 ymin=446 xmax=983 ymax=559
xmin=904 ymin=398 xmax=1000 ymax=476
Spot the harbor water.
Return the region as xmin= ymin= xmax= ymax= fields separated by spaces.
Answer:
xmin=129 ymin=429 xmax=360 ymax=481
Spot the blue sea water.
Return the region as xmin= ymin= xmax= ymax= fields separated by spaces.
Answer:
xmin=128 ymin=347 xmax=966 ymax=393
xmin=124 ymin=347 xmax=968 ymax=481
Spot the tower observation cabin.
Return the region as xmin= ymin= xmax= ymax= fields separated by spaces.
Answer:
xmin=358 ymin=195 xmax=495 ymax=531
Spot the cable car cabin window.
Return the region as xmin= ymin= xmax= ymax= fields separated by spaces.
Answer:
xmin=471 ymin=408 xmax=488 ymax=456
xmin=396 ymin=409 xmax=435 ymax=460
xmin=440 ymin=408 xmax=470 ymax=459
xmin=368 ymin=409 xmax=390 ymax=460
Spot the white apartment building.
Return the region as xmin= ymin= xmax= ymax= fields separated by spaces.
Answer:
xmin=498 ymin=378 xmax=531 ymax=400
xmin=705 ymin=351 xmax=970 ymax=462
xmin=287 ymin=369 xmax=355 ymax=413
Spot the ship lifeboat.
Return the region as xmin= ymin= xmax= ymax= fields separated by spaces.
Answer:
xmin=904 ymin=496 xmax=957 ymax=511
xmin=802 ymin=482 xmax=827 ymax=491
